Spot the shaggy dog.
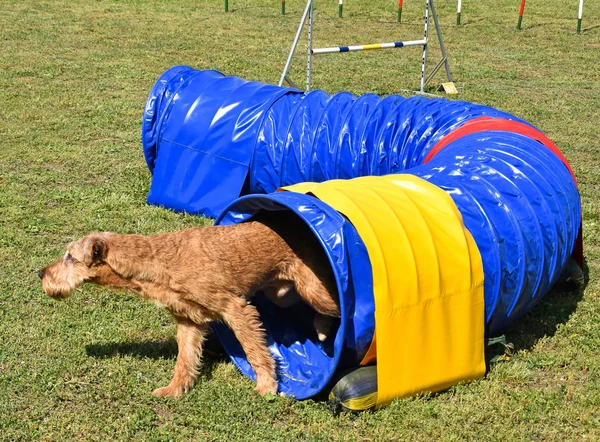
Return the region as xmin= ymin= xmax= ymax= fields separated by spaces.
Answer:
xmin=39 ymin=213 xmax=339 ymax=397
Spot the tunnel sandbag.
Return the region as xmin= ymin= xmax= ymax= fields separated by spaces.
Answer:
xmin=328 ymin=366 xmax=378 ymax=413
xmin=212 ymin=192 xmax=375 ymax=399
xmin=142 ymin=66 xmax=524 ymax=217
xmin=284 ymin=175 xmax=486 ymax=407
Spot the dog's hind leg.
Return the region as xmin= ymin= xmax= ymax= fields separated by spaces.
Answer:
xmin=313 ymin=313 xmax=334 ymax=342
xmin=221 ymin=299 xmax=277 ymax=396
xmin=153 ymin=318 xmax=209 ymax=398
xmin=286 ymin=262 xmax=340 ymax=318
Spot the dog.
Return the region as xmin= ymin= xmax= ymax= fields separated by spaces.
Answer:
xmin=39 ymin=212 xmax=340 ymax=397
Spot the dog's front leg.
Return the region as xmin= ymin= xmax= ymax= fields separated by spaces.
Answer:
xmin=153 ymin=318 xmax=208 ymax=398
xmin=221 ymin=300 xmax=277 ymax=396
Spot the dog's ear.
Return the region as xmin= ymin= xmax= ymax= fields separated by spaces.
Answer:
xmin=83 ymin=237 xmax=108 ymax=267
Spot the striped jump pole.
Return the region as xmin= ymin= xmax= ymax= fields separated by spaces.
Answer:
xmin=577 ymin=0 xmax=584 ymax=33
xmin=339 ymin=0 xmax=343 ymax=18
xmin=420 ymin=0 xmax=430 ymax=94
xmin=282 ymin=0 xmax=285 ymax=15
xmin=225 ymin=0 xmax=229 ymax=12
xmin=517 ymin=0 xmax=526 ymax=30
xmin=457 ymin=0 xmax=462 ymax=25
xmin=397 ymin=0 xmax=404 ymax=23
xmin=312 ymin=40 xmax=428 ymax=54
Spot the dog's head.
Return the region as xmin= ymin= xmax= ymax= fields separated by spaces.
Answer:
xmin=39 ymin=234 xmax=109 ymax=299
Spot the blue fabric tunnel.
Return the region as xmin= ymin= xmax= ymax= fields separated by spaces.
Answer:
xmin=142 ymin=66 xmax=525 ymax=218
xmin=142 ymin=66 xmax=582 ymax=400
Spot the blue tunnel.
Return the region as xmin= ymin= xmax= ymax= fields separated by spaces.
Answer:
xmin=142 ymin=66 xmax=582 ymax=400
xmin=142 ymin=66 xmax=530 ymax=218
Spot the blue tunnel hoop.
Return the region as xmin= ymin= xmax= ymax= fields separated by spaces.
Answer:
xmin=142 ymin=66 xmax=582 ymax=401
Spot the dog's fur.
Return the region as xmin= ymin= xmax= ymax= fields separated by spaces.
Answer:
xmin=39 ymin=213 xmax=339 ymax=397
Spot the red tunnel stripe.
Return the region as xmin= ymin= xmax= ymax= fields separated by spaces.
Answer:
xmin=426 ymin=116 xmax=583 ymax=267
xmin=424 ymin=117 xmax=577 ymax=185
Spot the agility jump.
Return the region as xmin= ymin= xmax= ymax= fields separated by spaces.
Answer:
xmin=278 ymin=0 xmax=454 ymax=94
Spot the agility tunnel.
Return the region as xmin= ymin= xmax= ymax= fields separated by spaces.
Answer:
xmin=142 ymin=66 xmax=582 ymax=407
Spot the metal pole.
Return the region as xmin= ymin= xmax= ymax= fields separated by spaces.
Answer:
xmin=282 ymin=0 xmax=285 ymax=15
xmin=339 ymin=0 xmax=343 ymax=18
xmin=420 ymin=0 xmax=430 ymax=93
xmin=430 ymin=0 xmax=453 ymax=83
xmin=225 ymin=0 xmax=229 ymax=12
xmin=306 ymin=0 xmax=314 ymax=91
xmin=456 ymin=0 xmax=462 ymax=25
xmin=279 ymin=0 xmax=313 ymax=87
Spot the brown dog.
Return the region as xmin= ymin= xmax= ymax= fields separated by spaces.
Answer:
xmin=39 ymin=213 xmax=339 ymax=397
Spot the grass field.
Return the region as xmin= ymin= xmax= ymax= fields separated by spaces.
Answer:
xmin=1 ymin=0 xmax=599 ymax=440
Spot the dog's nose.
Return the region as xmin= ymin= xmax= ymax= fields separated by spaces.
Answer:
xmin=37 ymin=270 xmax=44 ymax=280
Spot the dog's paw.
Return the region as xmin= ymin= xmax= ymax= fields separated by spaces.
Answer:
xmin=254 ymin=379 xmax=278 ymax=397
xmin=152 ymin=384 xmax=189 ymax=398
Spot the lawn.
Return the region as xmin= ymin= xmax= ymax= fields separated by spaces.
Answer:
xmin=1 ymin=0 xmax=599 ymax=440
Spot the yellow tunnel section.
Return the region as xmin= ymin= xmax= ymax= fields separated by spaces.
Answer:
xmin=284 ymin=174 xmax=486 ymax=407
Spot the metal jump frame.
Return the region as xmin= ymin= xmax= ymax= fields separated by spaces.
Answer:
xmin=278 ymin=0 xmax=453 ymax=94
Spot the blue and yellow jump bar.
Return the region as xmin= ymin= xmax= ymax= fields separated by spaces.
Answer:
xmin=142 ymin=66 xmax=582 ymax=405
xmin=312 ymin=39 xmax=426 ymax=54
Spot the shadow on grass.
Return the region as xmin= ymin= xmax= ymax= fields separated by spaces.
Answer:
xmin=485 ymin=259 xmax=588 ymax=366
xmin=86 ymin=339 xmax=178 ymax=360
xmin=85 ymin=332 xmax=228 ymax=364
xmin=581 ymin=25 xmax=600 ymax=33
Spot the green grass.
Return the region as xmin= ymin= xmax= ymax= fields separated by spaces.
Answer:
xmin=1 ymin=0 xmax=599 ymax=440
